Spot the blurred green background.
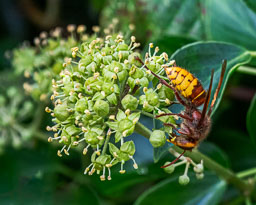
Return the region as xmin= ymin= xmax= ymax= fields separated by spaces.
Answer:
xmin=0 ymin=0 xmax=256 ymax=204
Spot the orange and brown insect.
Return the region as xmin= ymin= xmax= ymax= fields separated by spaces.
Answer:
xmin=135 ymin=57 xmax=227 ymax=167
xmin=165 ymin=66 xmax=206 ymax=107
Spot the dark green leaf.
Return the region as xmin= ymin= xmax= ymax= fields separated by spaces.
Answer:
xmin=134 ymin=172 xmax=226 ymax=205
xmin=246 ymin=93 xmax=256 ymax=150
xmin=146 ymin=0 xmax=205 ymax=39
xmin=199 ymin=142 xmax=230 ymax=168
xmin=210 ymin=128 xmax=256 ymax=171
xmin=244 ymin=0 xmax=256 ymax=13
xmin=171 ymin=42 xmax=251 ymax=116
xmin=205 ymin=0 xmax=256 ymax=50
xmin=146 ymin=35 xmax=195 ymax=56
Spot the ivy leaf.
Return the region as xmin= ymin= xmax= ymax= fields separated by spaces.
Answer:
xmin=134 ymin=172 xmax=226 ymax=205
xmin=246 ymin=93 xmax=256 ymax=150
xmin=149 ymin=35 xmax=195 ymax=56
xmin=171 ymin=42 xmax=251 ymax=116
xmin=205 ymin=0 xmax=256 ymax=50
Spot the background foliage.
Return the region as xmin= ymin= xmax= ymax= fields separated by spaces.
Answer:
xmin=0 ymin=0 xmax=256 ymax=204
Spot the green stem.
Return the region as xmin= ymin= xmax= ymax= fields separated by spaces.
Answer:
xmin=102 ymin=133 xmax=111 ymax=155
xmin=135 ymin=122 xmax=255 ymax=197
xmin=237 ymin=167 xmax=256 ymax=178
xmin=137 ymin=110 xmax=154 ymax=118
xmin=237 ymin=66 xmax=256 ymax=76
xmin=249 ymin=51 xmax=256 ymax=58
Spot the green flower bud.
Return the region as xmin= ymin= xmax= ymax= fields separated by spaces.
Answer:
xmin=75 ymin=98 xmax=88 ymax=113
xmin=63 ymin=83 xmax=74 ymax=96
xmin=94 ymin=52 xmax=103 ymax=65
xmin=54 ymin=104 xmax=71 ymax=121
xmin=127 ymin=77 xmax=136 ymax=89
xmin=86 ymin=62 xmax=97 ymax=73
xmin=92 ymin=92 xmax=105 ymax=101
xmin=74 ymin=82 xmax=83 ymax=92
xmin=68 ymin=95 xmax=78 ymax=103
xmin=109 ymin=143 xmax=120 ymax=156
xmin=117 ymin=43 xmax=128 ymax=51
xmin=149 ymin=130 xmax=166 ymax=148
xmin=118 ymin=119 xmax=133 ymax=133
xmin=121 ymin=94 xmax=138 ymax=111
xmin=108 ymin=61 xmax=123 ymax=72
xmin=116 ymin=109 xmax=126 ymax=121
xmin=95 ymin=155 xmax=112 ymax=170
xmin=106 ymin=93 xmax=117 ymax=105
xmin=119 ymin=51 xmax=129 ymax=60
xmin=142 ymin=103 xmax=154 ymax=113
xmin=102 ymin=47 xmax=113 ymax=55
xmin=118 ymin=152 xmax=130 ymax=161
xmin=146 ymin=89 xmax=159 ymax=106
xmin=117 ymin=70 xmax=128 ymax=82
xmin=114 ymin=132 xmax=122 ymax=143
xmin=84 ymin=131 xmax=100 ymax=145
xmin=158 ymin=86 xmax=175 ymax=104
xmin=103 ymin=69 xmax=116 ymax=82
xmin=61 ymin=130 xmax=72 ymax=145
xmin=78 ymin=56 xmax=93 ymax=72
xmin=196 ymin=173 xmax=204 ymax=180
xmin=113 ymin=84 xmax=120 ymax=94
xmin=103 ymin=55 xmax=113 ymax=65
xmin=140 ymin=77 xmax=149 ymax=87
xmin=102 ymin=83 xmax=114 ymax=96
xmin=93 ymin=100 xmax=109 ymax=117
xmin=163 ymin=163 xmax=175 ymax=174
xmin=120 ymin=141 xmax=135 ymax=156
xmin=129 ymin=66 xmax=144 ymax=79
xmin=128 ymin=52 xmax=142 ymax=67
xmin=179 ymin=175 xmax=190 ymax=185
xmin=193 ymin=164 xmax=204 ymax=173
xmin=65 ymin=125 xmax=80 ymax=136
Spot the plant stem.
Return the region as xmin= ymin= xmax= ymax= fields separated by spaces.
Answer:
xmin=237 ymin=167 xmax=256 ymax=178
xmin=237 ymin=66 xmax=256 ymax=76
xmin=102 ymin=133 xmax=111 ymax=155
xmin=136 ymin=110 xmax=154 ymax=118
xmin=135 ymin=122 xmax=255 ymax=197
xmin=249 ymin=51 xmax=256 ymax=58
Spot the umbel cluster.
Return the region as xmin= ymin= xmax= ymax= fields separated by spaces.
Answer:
xmin=44 ymin=29 xmax=176 ymax=181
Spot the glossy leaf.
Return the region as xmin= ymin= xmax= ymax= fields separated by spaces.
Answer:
xmin=246 ymin=93 xmax=256 ymax=150
xmin=134 ymin=172 xmax=227 ymax=205
xmin=198 ymin=142 xmax=230 ymax=168
xmin=205 ymin=0 xmax=256 ymax=50
xmin=171 ymin=42 xmax=251 ymax=116
xmin=210 ymin=128 xmax=256 ymax=171
xmin=147 ymin=0 xmax=204 ymax=39
xmin=148 ymin=35 xmax=195 ymax=56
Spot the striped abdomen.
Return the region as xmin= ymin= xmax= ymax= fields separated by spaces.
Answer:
xmin=165 ymin=66 xmax=206 ymax=107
